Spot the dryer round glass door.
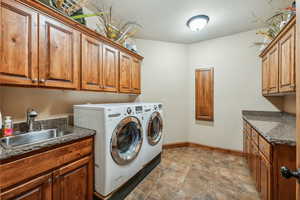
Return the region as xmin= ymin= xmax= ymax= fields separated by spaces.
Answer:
xmin=111 ymin=117 xmax=143 ymax=165
xmin=147 ymin=112 xmax=163 ymax=146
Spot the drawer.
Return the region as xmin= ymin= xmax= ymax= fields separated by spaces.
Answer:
xmin=259 ymin=135 xmax=272 ymax=161
xmin=251 ymin=129 xmax=259 ymax=145
xmin=0 ymin=137 xmax=93 ymax=190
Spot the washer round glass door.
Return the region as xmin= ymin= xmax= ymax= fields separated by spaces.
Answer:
xmin=147 ymin=112 xmax=163 ymax=146
xmin=111 ymin=116 xmax=143 ymax=165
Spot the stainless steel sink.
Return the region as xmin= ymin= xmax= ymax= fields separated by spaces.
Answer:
xmin=0 ymin=129 xmax=73 ymax=149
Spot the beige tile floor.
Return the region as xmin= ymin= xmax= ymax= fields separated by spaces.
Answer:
xmin=125 ymin=147 xmax=261 ymax=200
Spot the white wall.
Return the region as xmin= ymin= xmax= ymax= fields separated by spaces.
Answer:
xmin=135 ymin=39 xmax=189 ymax=144
xmin=284 ymin=95 xmax=296 ymax=114
xmin=187 ymin=30 xmax=282 ymax=151
xmin=0 ymin=28 xmax=290 ymax=150
xmin=0 ymin=87 xmax=135 ymax=121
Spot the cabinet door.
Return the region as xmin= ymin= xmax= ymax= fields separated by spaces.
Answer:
xmin=268 ymin=44 xmax=279 ymax=94
xmin=254 ymin=144 xmax=261 ymax=192
xmin=0 ymin=173 xmax=52 ymax=200
xmin=243 ymin=122 xmax=247 ymax=155
xmin=131 ymin=58 xmax=141 ymax=94
xmin=53 ymin=156 xmax=93 ymax=200
xmin=119 ymin=52 xmax=132 ymax=93
xmin=81 ymin=34 xmax=103 ymax=91
xmin=0 ymin=0 xmax=38 ymax=86
xmin=260 ymin=153 xmax=272 ymax=200
xmin=39 ymin=14 xmax=80 ymax=89
xmin=262 ymin=55 xmax=269 ymax=95
xmin=279 ymin=25 xmax=296 ymax=93
xmin=103 ymin=44 xmax=118 ymax=92
xmin=250 ymin=142 xmax=258 ymax=183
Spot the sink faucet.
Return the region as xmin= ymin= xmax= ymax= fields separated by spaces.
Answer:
xmin=26 ymin=109 xmax=38 ymax=132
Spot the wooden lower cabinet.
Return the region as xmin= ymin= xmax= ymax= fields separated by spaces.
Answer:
xmin=0 ymin=173 xmax=52 ymax=200
xmin=260 ymin=152 xmax=272 ymax=200
xmin=243 ymin=120 xmax=296 ymax=200
xmin=53 ymin=156 xmax=93 ymax=200
xmin=0 ymin=137 xmax=94 ymax=200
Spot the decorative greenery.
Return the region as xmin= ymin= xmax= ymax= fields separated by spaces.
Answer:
xmin=254 ymin=0 xmax=295 ymax=41
xmin=89 ymin=5 xmax=142 ymax=44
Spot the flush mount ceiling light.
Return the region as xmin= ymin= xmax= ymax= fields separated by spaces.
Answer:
xmin=187 ymin=15 xmax=209 ymax=32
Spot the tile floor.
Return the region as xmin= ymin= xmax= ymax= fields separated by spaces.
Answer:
xmin=125 ymin=147 xmax=260 ymax=200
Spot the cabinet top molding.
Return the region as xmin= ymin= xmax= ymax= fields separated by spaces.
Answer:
xmin=15 ymin=0 xmax=144 ymax=60
xmin=259 ymin=16 xmax=296 ymax=58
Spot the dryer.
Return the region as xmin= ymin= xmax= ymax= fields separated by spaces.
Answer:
xmin=73 ymin=103 xmax=144 ymax=197
xmin=140 ymin=103 xmax=164 ymax=166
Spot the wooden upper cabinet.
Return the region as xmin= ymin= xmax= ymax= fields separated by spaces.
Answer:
xmin=119 ymin=52 xmax=132 ymax=93
xmin=131 ymin=58 xmax=141 ymax=94
xmin=103 ymin=44 xmax=119 ymax=92
xmin=262 ymin=56 xmax=269 ymax=95
xmin=39 ymin=14 xmax=80 ymax=89
xmin=81 ymin=34 xmax=103 ymax=91
xmin=195 ymin=68 xmax=214 ymax=121
xmin=268 ymin=45 xmax=279 ymax=94
xmin=0 ymin=173 xmax=52 ymax=200
xmin=279 ymin=25 xmax=295 ymax=93
xmin=53 ymin=156 xmax=93 ymax=200
xmin=0 ymin=0 xmax=38 ymax=86
xmin=0 ymin=0 xmax=143 ymax=94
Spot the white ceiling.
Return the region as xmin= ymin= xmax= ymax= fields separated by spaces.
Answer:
xmin=89 ymin=0 xmax=290 ymax=44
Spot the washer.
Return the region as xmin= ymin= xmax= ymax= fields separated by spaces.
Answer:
xmin=73 ymin=103 xmax=144 ymax=197
xmin=140 ymin=103 xmax=164 ymax=166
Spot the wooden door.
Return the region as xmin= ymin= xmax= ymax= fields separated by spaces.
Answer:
xmin=53 ymin=156 xmax=93 ymax=200
xmin=119 ymin=52 xmax=132 ymax=93
xmin=81 ymin=34 xmax=103 ymax=91
xmin=0 ymin=173 xmax=52 ymax=200
xmin=0 ymin=0 xmax=38 ymax=86
xmin=268 ymin=44 xmax=279 ymax=94
xmin=39 ymin=14 xmax=80 ymax=89
xmin=262 ymin=55 xmax=269 ymax=95
xmin=195 ymin=68 xmax=214 ymax=121
xmin=279 ymin=25 xmax=296 ymax=93
xmin=131 ymin=58 xmax=141 ymax=94
xmin=103 ymin=44 xmax=118 ymax=92
xmin=260 ymin=152 xmax=272 ymax=200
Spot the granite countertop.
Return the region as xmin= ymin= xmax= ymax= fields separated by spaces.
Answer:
xmin=0 ymin=126 xmax=95 ymax=161
xmin=242 ymin=111 xmax=296 ymax=146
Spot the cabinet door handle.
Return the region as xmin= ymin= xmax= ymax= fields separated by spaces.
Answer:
xmin=40 ymin=79 xmax=46 ymax=83
xmin=281 ymin=166 xmax=300 ymax=183
xmin=32 ymin=78 xmax=38 ymax=83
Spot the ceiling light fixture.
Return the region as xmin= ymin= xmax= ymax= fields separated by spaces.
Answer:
xmin=187 ymin=15 xmax=209 ymax=32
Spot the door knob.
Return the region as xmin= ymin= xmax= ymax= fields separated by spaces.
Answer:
xmin=280 ymin=166 xmax=300 ymax=183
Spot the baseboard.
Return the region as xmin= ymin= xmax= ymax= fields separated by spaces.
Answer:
xmin=162 ymin=142 xmax=189 ymax=149
xmin=163 ymin=142 xmax=245 ymax=157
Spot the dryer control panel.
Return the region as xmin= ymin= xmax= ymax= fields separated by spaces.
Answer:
xmin=135 ymin=106 xmax=143 ymax=114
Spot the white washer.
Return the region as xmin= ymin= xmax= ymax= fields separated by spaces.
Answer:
xmin=140 ymin=103 xmax=164 ymax=166
xmin=73 ymin=103 xmax=145 ymax=197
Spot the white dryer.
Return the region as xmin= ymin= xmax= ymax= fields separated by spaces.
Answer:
xmin=140 ymin=103 xmax=164 ymax=166
xmin=73 ymin=103 xmax=145 ymax=197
